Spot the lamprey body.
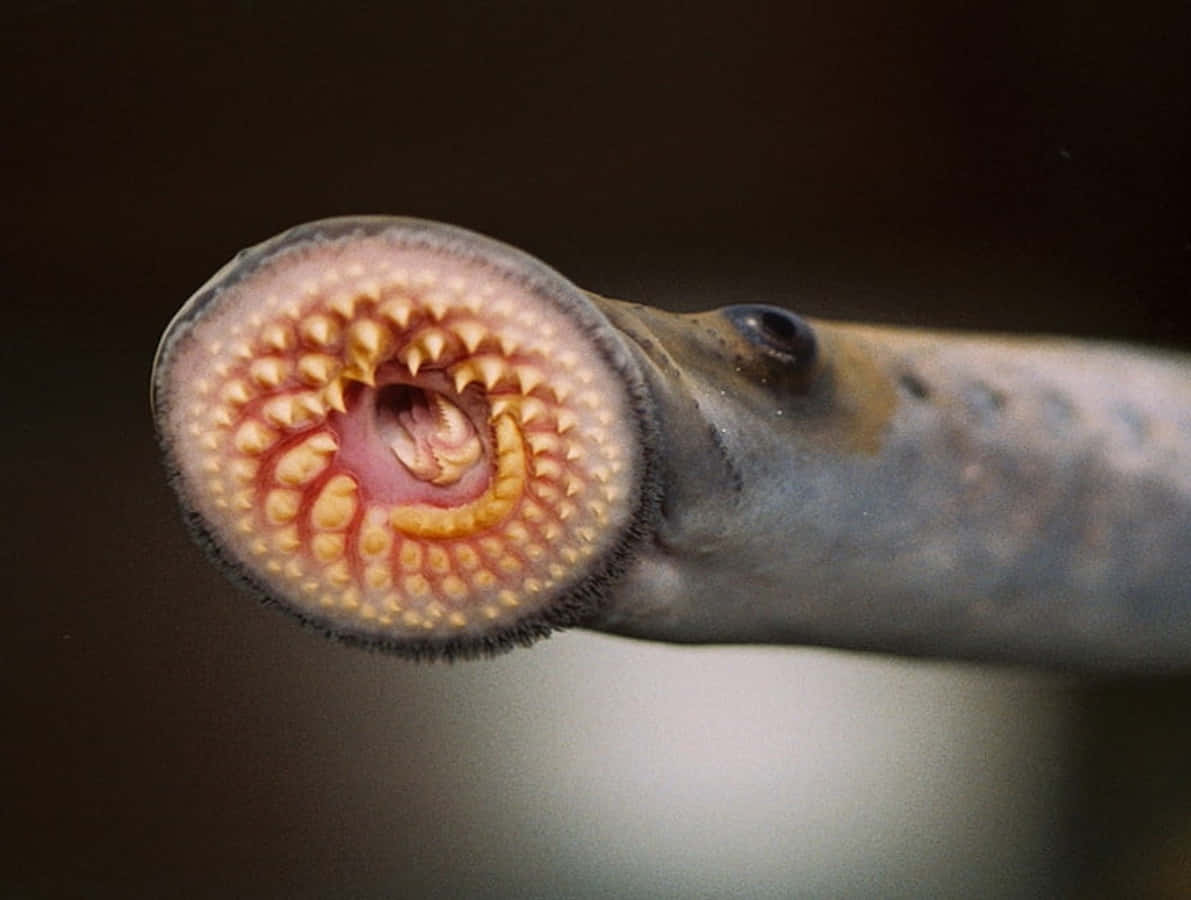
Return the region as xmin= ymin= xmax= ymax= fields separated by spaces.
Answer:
xmin=153 ymin=218 xmax=1191 ymax=672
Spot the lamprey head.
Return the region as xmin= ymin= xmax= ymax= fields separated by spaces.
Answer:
xmin=152 ymin=218 xmax=656 ymax=657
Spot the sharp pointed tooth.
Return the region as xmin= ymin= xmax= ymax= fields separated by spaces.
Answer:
xmin=234 ymin=421 xmax=277 ymax=455
xmin=342 ymin=362 xmax=376 ymax=387
xmin=222 ymin=380 xmax=251 ymax=406
xmin=451 ymin=320 xmax=487 ymax=353
xmin=498 ymin=333 xmax=519 ymax=356
xmin=329 ymin=292 xmax=357 ymax=319
xmin=296 ymin=392 xmax=326 ymax=419
xmin=462 ymin=293 xmax=483 ymax=314
xmin=250 ymin=358 xmax=288 ymax=388
xmin=526 ymin=432 xmax=560 ymax=455
xmin=451 ymin=362 xmax=479 ymax=393
xmin=421 ymin=329 xmax=447 ymax=361
xmin=477 ymin=356 xmax=505 ymax=389
xmin=380 ymin=297 xmax=413 ymax=328
xmin=425 ymin=293 xmax=450 ymax=321
xmin=550 ymin=380 xmax=573 ymax=403
xmin=519 ymin=396 xmax=546 ymax=425
xmin=564 ymin=441 xmax=582 ymax=461
xmin=358 ymin=279 xmax=381 ymax=301
xmin=261 ymin=323 xmax=292 ymax=351
xmin=298 ymin=353 xmax=339 ymax=385
xmin=263 ymin=396 xmax=295 ymax=427
xmin=555 ymin=409 xmax=577 ymax=433
xmin=402 ymin=345 xmax=425 ymax=376
xmin=324 ymin=379 xmax=347 ymax=413
xmin=265 ymin=489 xmax=300 ymax=524
xmin=301 ymin=315 xmax=339 ymax=347
xmin=514 ymin=365 xmax=545 ymax=395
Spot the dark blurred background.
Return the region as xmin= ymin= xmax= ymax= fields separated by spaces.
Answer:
xmin=6 ymin=2 xmax=1190 ymax=897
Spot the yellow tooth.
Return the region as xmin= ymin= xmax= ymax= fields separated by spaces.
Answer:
xmin=565 ymin=441 xmax=583 ymax=461
xmin=276 ymin=526 xmax=301 ymax=552
xmin=476 ymin=356 xmax=506 ymax=389
xmin=399 ymin=542 xmax=423 ymax=571
xmin=498 ymin=590 xmax=519 ymax=607
xmin=326 ymin=561 xmax=352 ymax=586
xmin=233 ymin=341 xmax=254 ymax=360
xmin=452 ymin=320 xmax=488 ymax=353
xmin=442 ymin=576 xmax=467 ymax=600
xmin=234 ymin=421 xmax=277 ymax=455
xmin=403 ymin=574 xmax=430 ymax=598
xmin=298 ymin=353 xmax=339 ymax=385
xmin=359 ymin=524 xmax=392 ymax=558
xmin=401 ymin=345 xmax=425 ymax=376
xmin=450 ymin=361 xmax=480 ymax=393
xmin=250 ymin=358 xmax=288 ymax=389
xmin=312 ymin=533 xmax=345 ymax=562
xmin=265 ymin=489 xmax=300 ymax=524
xmin=455 ymin=546 xmax=479 ymax=569
xmin=349 ymin=320 xmax=386 ymax=358
xmin=514 ymin=365 xmax=545 ymax=395
xmin=427 ymin=546 xmax=451 ymax=574
xmin=425 ymin=293 xmax=450 ymax=321
xmin=472 ymin=570 xmax=496 ymax=589
xmin=323 ymin=378 xmax=347 ymax=413
xmin=262 ymin=396 xmax=296 ymax=428
xmin=480 ymin=537 xmax=504 ymax=557
xmin=447 ymin=611 xmax=468 ymax=628
xmin=233 ymin=490 xmax=254 ymax=510
xmin=329 ymin=292 xmax=357 ymax=318
xmin=526 ymin=432 xmax=560 ymax=455
xmin=518 ymin=397 xmax=546 ymax=425
xmin=365 ymin=563 xmax=392 ymax=589
xmin=295 ymin=392 xmax=326 ymax=421
xmin=498 ymin=333 xmax=519 ymax=356
xmin=311 ymin=475 xmax=358 ymax=531
xmin=300 ymin=315 xmax=339 ymax=347
xmin=221 ymin=380 xmax=251 ymax=406
xmin=555 ymin=409 xmax=577 ymax=433
xmin=261 ymin=323 xmax=292 ymax=351
xmin=532 ymin=458 xmax=562 ymax=481
xmin=379 ymin=296 xmax=413 ymax=328
xmin=229 ymin=459 xmax=258 ymax=482
xmin=274 ymin=435 xmax=335 ymax=485
xmin=549 ymin=380 xmax=573 ymax=403
xmin=420 ymin=328 xmax=447 ymax=362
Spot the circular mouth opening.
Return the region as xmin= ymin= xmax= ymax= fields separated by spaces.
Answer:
xmin=154 ymin=218 xmax=650 ymax=655
xmin=373 ymin=382 xmax=488 ymax=488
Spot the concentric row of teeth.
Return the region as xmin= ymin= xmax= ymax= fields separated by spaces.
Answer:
xmin=173 ymin=247 xmax=633 ymax=638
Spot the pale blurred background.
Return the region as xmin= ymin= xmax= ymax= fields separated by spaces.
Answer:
xmin=6 ymin=2 xmax=1190 ymax=897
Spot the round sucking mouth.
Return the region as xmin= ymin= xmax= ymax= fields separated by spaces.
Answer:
xmin=152 ymin=218 xmax=649 ymax=657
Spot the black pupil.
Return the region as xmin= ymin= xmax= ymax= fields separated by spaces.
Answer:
xmin=723 ymin=304 xmax=816 ymax=368
xmin=758 ymin=309 xmax=798 ymax=344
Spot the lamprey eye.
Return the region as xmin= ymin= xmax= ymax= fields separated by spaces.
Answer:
xmin=151 ymin=218 xmax=653 ymax=658
xmin=723 ymin=304 xmax=817 ymax=370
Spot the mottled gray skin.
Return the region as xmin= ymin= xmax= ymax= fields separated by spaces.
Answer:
xmin=586 ymin=298 xmax=1191 ymax=674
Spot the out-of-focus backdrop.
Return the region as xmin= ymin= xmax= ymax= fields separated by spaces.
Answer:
xmin=6 ymin=3 xmax=1190 ymax=897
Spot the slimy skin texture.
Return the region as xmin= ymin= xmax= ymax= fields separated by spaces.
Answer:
xmin=155 ymin=218 xmax=1191 ymax=672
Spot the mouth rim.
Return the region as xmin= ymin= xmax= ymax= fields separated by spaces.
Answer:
xmin=151 ymin=216 xmax=661 ymax=659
